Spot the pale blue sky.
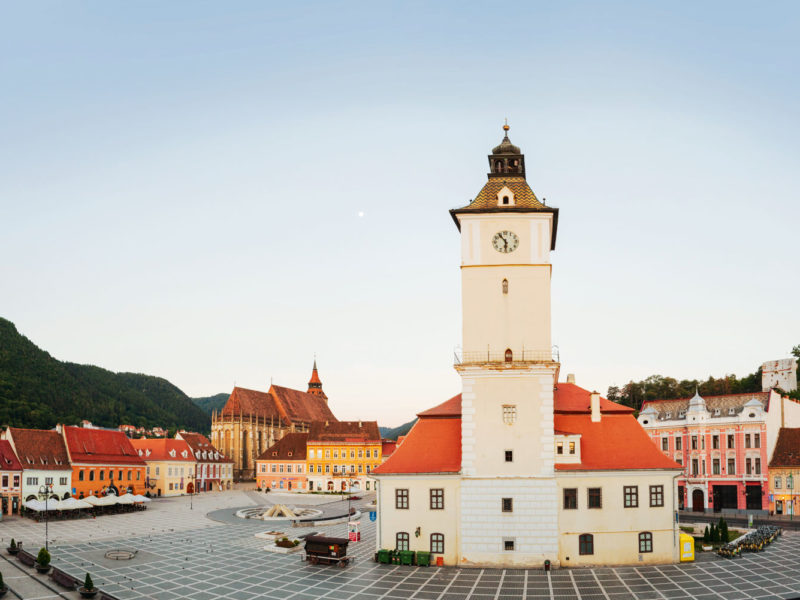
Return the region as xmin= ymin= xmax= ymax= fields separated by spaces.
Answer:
xmin=2 ymin=2 xmax=798 ymax=426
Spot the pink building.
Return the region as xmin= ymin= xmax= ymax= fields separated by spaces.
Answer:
xmin=639 ymin=389 xmax=800 ymax=514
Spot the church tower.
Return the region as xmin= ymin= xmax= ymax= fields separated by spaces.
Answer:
xmin=451 ymin=124 xmax=561 ymax=566
xmin=307 ymin=359 xmax=327 ymax=401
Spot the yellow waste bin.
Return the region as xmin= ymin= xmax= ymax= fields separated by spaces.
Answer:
xmin=679 ymin=533 xmax=695 ymax=562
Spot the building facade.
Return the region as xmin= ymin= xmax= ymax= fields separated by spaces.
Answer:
xmin=0 ymin=439 xmax=23 ymax=516
xmin=372 ymin=127 xmax=681 ymax=567
xmin=768 ymin=427 xmax=800 ymax=516
xmin=211 ymin=363 xmax=337 ymax=480
xmin=255 ymin=432 xmax=309 ymax=491
xmin=176 ymin=431 xmax=233 ymax=491
xmin=638 ymin=388 xmax=800 ymax=513
xmin=131 ymin=438 xmax=197 ymax=497
xmin=61 ymin=425 xmax=146 ymax=498
xmin=306 ymin=421 xmax=382 ymax=493
xmin=2 ymin=427 xmax=72 ymax=502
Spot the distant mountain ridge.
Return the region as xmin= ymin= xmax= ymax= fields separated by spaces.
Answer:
xmin=0 ymin=317 xmax=211 ymax=432
xmin=192 ymin=393 xmax=229 ymax=415
xmin=379 ymin=418 xmax=416 ymax=441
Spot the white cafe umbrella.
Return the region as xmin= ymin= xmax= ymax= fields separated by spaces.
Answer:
xmin=24 ymin=499 xmax=45 ymax=511
xmin=132 ymin=494 xmax=151 ymax=503
xmin=83 ymin=495 xmax=103 ymax=506
xmin=116 ymin=493 xmax=135 ymax=505
xmin=96 ymin=495 xmax=118 ymax=506
xmin=58 ymin=497 xmax=92 ymax=510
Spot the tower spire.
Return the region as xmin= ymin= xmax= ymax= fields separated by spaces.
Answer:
xmin=307 ymin=357 xmax=327 ymax=402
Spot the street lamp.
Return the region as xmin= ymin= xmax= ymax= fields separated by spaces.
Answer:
xmin=37 ymin=483 xmax=53 ymax=551
xmin=189 ymin=472 xmax=196 ymax=510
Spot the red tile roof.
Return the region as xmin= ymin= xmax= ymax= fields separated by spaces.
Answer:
xmin=130 ymin=438 xmax=195 ymax=462
xmin=0 ymin=440 xmax=22 ymax=471
xmin=553 ymin=383 xmax=634 ymax=414
xmin=6 ymin=428 xmax=70 ymax=470
xmin=417 ymin=394 xmax=462 ymax=417
xmin=554 ymin=413 xmax=682 ymax=471
xmin=63 ymin=426 xmax=146 ymax=466
xmin=769 ymin=428 xmax=800 ymax=468
xmin=175 ymin=432 xmax=232 ymax=463
xmin=256 ymin=433 xmax=309 ymax=462
xmin=308 ymin=421 xmax=380 ymax=443
xmin=220 ymin=385 xmax=336 ymax=424
xmin=381 ymin=440 xmax=398 ymax=458
xmin=372 ymin=417 xmax=461 ymax=475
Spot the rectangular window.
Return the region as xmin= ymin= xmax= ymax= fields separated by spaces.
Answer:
xmin=588 ymin=488 xmax=602 ymax=509
xmin=333 ymin=450 xmax=338 ymax=458
xmin=358 ymin=464 xmax=363 ymax=473
xmin=775 ymin=476 xmax=782 ymax=489
xmin=430 ymin=488 xmax=444 ymax=510
xmin=1 ymin=475 xmax=7 ymax=487
xmin=325 ymin=450 xmax=330 ymax=458
xmin=649 ymin=485 xmax=664 ymax=507
xmin=754 ymin=433 xmax=761 ymax=448
xmin=350 ymin=450 xmax=355 ymax=459
xmin=712 ymin=435 xmax=719 ymax=449
xmin=119 ymin=470 xmax=123 ymax=480
xmin=691 ymin=459 xmax=699 ymax=476
xmin=675 ymin=437 xmax=682 ymax=450
xmin=358 ymin=450 xmax=363 ymax=458
xmin=271 ymin=465 xmax=276 ymax=473
xmin=727 ymin=458 xmax=735 ymax=475
xmin=563 ymin=488 xmax=577 ymax=509
xmin=569 ymin=442 xmax=576 ymax=454
xmin=396 ymin=532 xmax=409 ymax=551
xmin=727 ymin=434 xmax=735 ymax=449
xmin=639 ymin=532 xmax=653 ymax=553
xmin=745 ymin=434 xmax=751 ymax=449
xmin=45 ymin=477 xmax=53 ymax=485
xmin=661 ymin=438 xmax=668 ymax=451
xmin=99 ymin=470 xmax=104 ymax=481
xmin=579 ymin=534 xmax=594 ymax=555
xmin=624 ymin=486 xmax=638 ymax=508
xmin=287 ymin=465 xmax=292 ymax=473
xmin=505 ymin=450 xmax=513 ymax=462
xmin=746 ymin=458 xmax=752 ymax=475
xmin=396 ymin=489 xmax=409 ymax=509
xmin=325 ymin=464 xmax=330 ymax=473
xmin=691 ymin=436 xmax=698 ymax=450
xmin=755 ymin=458 xmax=761 ymax=475
xmin=556 ymin=442 xmax=563 ymax=455
xmin=366 ymin=449 xmax=371 ymax=458
xmin=503 ymin=539 xmax=515 ymax=551
xmin=333 ymin=465 xmax=338 ymax=473
xmin=502 ymin=498 xmax=513 ymax=512
xmin=713 ymin=459 xmax=720 ymax=475
xmin=79 ymin=470 xmax=85 ymax=481
xmin=502 ymin=405 xmax=517 ymax=424
xmin=13 ymin=475 xmax=19 ymax=486
xmin=279 ymin=464 xmax=284 ymax=473
xmin=701 ymin=436 xmax=705 ymax=450
xmin=430 ymin=533 xmax=444 ymax=554
xmin=59 ymin=477 xmax=67 ymax=485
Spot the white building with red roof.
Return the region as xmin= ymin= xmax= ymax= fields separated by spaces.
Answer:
xmin=372 ymin=126 xmax=682 ymax=567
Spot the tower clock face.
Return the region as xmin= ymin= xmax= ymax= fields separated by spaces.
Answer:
xmin=492 ymin=230 xmax=519 ymax=253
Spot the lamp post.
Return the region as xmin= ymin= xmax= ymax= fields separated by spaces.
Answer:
xmin=37 ymin=483 xmax=53 ymax=551
xmin=189 ymin=472 xmax=195 ymax=510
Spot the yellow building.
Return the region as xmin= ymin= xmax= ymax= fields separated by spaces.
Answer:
xmin=306 ymin=421 xmax=381 ymax=493
xmin=769 ymin=428 xmax=800 ymax=516
xmin=131 ymin=438 xmax=197 ymax=497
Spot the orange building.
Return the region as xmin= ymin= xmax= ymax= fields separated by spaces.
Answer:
xmin=255 ymin=432 xmax=309 ymax=491
xmin=61 ymin=425 xmax=146 ymax=498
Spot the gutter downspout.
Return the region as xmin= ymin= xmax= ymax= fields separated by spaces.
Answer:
xmin=673 ymin=471 xmax=681 ymax=563
xmin=376 ymin=476 xmax=382 ymax=553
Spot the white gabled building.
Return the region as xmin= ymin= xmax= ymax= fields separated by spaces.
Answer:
xmin=372 ymin=126 xmax=682 ymax=567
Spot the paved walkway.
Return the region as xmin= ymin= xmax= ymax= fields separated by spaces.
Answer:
xmin=2 ymin=491 xmax=799 ymax=599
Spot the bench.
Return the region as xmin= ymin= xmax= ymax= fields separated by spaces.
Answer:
xmin=50 ymin=567 xmax=80 ymax=590
xmin=17 ymin=549 xmax=35 ymax=567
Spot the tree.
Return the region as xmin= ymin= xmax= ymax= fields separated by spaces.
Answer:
xmin=719 ymin=517 xmax=728 ymax=543
xmin=703 ymin=525 xmax=710 ymax=543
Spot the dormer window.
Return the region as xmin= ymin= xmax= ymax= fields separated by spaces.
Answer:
xmin=496 ymin=186 xmax=515 ymax=207
xmin=679 ymin=410 xmax=686 ymax=417
xmin=288 ymin=452 xmax=293 ymax=457
xmin=728 ymin=408 xmax=736 ymax=415
xmin=665 ymin=412 xmax=671 ymax=419
xmin=714 ymin=409 xmax=721 ymax=416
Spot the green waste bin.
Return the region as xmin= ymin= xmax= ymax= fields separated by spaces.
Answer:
xmin=416 ymin=551 xmax=431 ymax=567
xmin=377 ymin=549 xmax=391 ymax=564
xmin=398 ymin=550 xmax=415 ymax=566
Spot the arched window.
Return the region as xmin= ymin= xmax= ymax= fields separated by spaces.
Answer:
xmin=505 ymin=348 xmax=513 ymax=362
xmin=430 ymin=533 xmax=445 ymax=554
xmin=502 ymin=279 xmax=508 ymax=294
xmin=579 ymin=534 xmax=594 ymax=555
xmin=396 ymin=532 xmax=410 ymax=551
xmin=639 ymin=532 xmax=653 ymax=553
xmin=502 ymin=195 xmax=510 ymax=205
xmin=495 ymin=160 xmax=503 ymax=173
xmin=78 ymin=470 xmax=85 ymax=481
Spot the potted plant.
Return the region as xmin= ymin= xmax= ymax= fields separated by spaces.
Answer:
xmin=6 ymin=538 xmax=20 ymax=556
xmin=79 ymin=572 xmax=98 ymax=598
xmin=35 ymin=547 xmax=51 ymax=574
xmin=0 ymin=571 xmax=8 ymax=598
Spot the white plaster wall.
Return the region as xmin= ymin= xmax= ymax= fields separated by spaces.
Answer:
xmin=20 ymin=469 xmax=72 ymax=500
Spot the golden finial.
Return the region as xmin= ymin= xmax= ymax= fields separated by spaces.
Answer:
xmin=503 ymin=118 xmax=509 ymax=132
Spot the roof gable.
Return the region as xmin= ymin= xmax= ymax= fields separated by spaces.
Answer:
xmin=256 ymin=432 xmax=308 ymax=462
xmin=0 ymin=440 xmax=23 ymax=471
xmin=7 ymin=427 xmax=70 ymax=470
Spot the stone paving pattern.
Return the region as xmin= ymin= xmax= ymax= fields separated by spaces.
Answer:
xmin=1 ymin=490 xmax=799 ymax=599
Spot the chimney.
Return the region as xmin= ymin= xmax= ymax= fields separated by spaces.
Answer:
xmin=566 ymin=373 xmax=576 ymax=384
xmin=591 ymin=391 xmax=601 ymax=423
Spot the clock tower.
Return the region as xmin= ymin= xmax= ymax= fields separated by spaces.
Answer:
xmin=451 ymin=124 xmax=561 ymax=566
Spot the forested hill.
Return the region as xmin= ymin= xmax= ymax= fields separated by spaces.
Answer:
xmin=379 ymin=418 xmax=417 ymax=441
xmin=192 ymin=393 xmax=229 ymax=415
xmin=0 ymin=317 xmax=211 ymax=432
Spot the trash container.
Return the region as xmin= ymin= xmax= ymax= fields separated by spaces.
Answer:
xmin=679 ymin=533 xmax=695 ymax=562
xmin=399 ymin=550 xmax=415 ymax=566
xmin=377 ymin=549 xmax=391 ymax=564
xmin=436 ymin=556 xmax=443 ymax=566
xmin=416 ymin=551 xmax=431 ymax=567
xmin=544 ymin=559 xmax=551 ymax=571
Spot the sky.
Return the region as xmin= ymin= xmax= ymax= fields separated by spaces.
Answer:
xmin=1 ymin=2 xmax=799 ymax=427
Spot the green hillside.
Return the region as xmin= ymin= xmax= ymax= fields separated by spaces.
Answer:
xmin=192 ymin=393 xmax=229 ymax=415
xmin=0 ymin=317 xmax=210 ymax=432
xmin=379 ymin=418 xmax=417 ymax=440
